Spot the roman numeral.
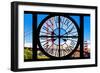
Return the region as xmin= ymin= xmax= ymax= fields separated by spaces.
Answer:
xmin=65 ymin=46 xmax=73 ymax=53
xmin=42 ymin=26 xmax=49 ymax=31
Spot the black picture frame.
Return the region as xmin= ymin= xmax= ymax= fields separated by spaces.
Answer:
xmin=11 ymin=1 xmax=98 ymax=72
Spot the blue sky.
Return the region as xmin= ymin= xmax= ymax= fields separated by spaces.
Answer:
xmin=24 ymin=14 xmax=90 ymax=44
xmin=24 ymin=14 xmax=32 ymax=43
xmin=84 ymin=16 xmax=90 ymax=41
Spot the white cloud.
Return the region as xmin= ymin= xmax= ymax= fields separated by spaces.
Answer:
xmin=24 ymin=43 xmax=32 ymax=47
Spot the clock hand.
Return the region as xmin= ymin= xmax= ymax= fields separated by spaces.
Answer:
xmin=63 ymin=26 xmax=74 ymax=36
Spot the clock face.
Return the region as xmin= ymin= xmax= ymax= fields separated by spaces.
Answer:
xmin=38 ymin=15 xmax=79 ymax=58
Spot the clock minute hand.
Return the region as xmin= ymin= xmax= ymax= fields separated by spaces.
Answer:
xmin=63 ymin=26 xmax=74 ymax=35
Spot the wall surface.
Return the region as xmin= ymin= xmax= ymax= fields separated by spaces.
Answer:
xmin=0 ymin=0 xmax=99 ymax=73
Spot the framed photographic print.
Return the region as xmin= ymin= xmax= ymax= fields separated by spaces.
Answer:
xmin=11 ymin=1 xmax=97 ymax=71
